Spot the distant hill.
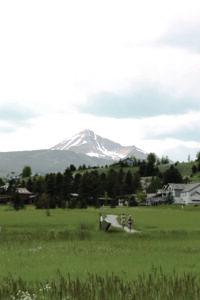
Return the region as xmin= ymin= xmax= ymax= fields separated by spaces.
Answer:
xmin=51 ymin=129 xmax=148 ymax=161
xmin=0 ymin=150 xmax=113 ymax=178
xmin=0 ymin=129 xmax=157 ymax=178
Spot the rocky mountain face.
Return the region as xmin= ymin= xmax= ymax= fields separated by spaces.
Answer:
xmin=51 ymin=129 xmax=148 ymax=161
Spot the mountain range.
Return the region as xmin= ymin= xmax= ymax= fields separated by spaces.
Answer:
xmin=0 ymin=129 xmax=149 ymax=177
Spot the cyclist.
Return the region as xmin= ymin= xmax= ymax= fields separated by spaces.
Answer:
xmin=120 ymin=213 xmax=126 ymax=229
xmin=127 ymin=215 xmax=133 ymax=231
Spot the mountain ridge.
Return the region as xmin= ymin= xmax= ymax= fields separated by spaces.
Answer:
xmin=51 ymin=129 xmax=148 ymax=161
xmin=0 ymin=130 xmax=150 ymax=177
xmin=0 ymin=149 xmax=113 ymax=178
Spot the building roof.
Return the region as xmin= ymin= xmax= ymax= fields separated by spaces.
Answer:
xmin=167 ymin=183 xmax=187 ymax=190
xmin=164 ymin=183 xmax=200 ymax=193
xmin=182 ymin=183 xmax=200 ymax=192
xmin=17 ymin=188 xmax=32 ymax=195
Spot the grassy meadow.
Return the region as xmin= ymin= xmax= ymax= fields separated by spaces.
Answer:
xmin=1 ymin=205 xmax=200 ymax=299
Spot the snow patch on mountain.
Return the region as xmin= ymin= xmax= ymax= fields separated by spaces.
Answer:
xmin=87 ymin=152 xmax=101 ymax=158
xmin=51 ymin=129 xmax=148 ymax=161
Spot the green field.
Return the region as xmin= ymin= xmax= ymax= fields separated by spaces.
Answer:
xmin=1 ymin=205 xmax=200 ymax=299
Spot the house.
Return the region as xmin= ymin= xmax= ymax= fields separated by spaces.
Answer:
xmin=118 ymin=198 xmax=129 ymax=206
xmin=163 ymin=183 xmax=200 ymax=205
xmin=17 ymin=188 xmax=35 ymax=204
xmin=122 ymin=158 xmax=135 ymax=166
xmin=7 ymin=172 xmax=22 ymax=180
xmin=117 ymin=194 xmax=138 ymax=206
xmin=146 ymin=192 xmax=165 ymax=206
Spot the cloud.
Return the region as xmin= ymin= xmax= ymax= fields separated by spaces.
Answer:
xmin=132 ymin=111 xmax=200 ymax=143
xmin=0 ymin=102 xmax=40 ymax=126
xmin=0 ymin=124 xmax=15 ymax=134
xmin=155 ymin=128 xmax=200 ymax=142
xmin=79 ymin=88 xmax=200 ymax=118
xmin=158 ymin=21 xmax=200 ymax=53
xmin=141 ymin=138 xmax=200 ymax=162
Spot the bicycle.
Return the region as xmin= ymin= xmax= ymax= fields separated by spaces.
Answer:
xmin=128 ymin=222 xmax=132 ymax=231
xmin=121 ymin=214 xmax=126 ymax=229
xmin=121 ymin=219 xmax=126 ymax=229
xmin=127 ymin=215 xmax=133 ymax=232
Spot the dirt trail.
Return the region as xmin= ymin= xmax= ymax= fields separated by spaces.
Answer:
xmin=105 ymin=215 xmax=138 ymax=233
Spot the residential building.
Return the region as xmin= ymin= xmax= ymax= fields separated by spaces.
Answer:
xmin=163 ymin=183 xmax=200 ymax=205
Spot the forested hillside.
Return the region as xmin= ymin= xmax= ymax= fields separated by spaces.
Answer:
xmin=1 ymin=152 xmax=200 ymax=209
xmin=2 ymin=158 xmax=198 ymax=209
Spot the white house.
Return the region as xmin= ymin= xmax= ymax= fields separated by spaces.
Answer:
xmin=163 ymin=183 xmax=200 ymax=205
xmin=122 ymin=158 xmax=135 ymax=166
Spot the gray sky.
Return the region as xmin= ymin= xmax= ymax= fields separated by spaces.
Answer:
xmin=0 ymin=0 xmax=200 ymax=161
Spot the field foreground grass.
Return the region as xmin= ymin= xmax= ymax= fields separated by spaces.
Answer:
xmin=1 ymin=205 xmax=200 ymax=299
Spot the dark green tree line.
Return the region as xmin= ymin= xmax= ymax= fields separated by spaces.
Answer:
xmin=18 ymin=162 xmax=184 ymax=208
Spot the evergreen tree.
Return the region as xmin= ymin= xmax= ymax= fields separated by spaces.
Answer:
xmin=99 ymin=172 xmax=106 ymax=195
xmin=7 ymin=179 xmax=17 ymax=197
xmin=106 ymin=169 xmax=118 ymax=198
xmin=72 ymin=173 xmax=82 ymax=193
xmin=13 ymin=192 xmax=24 ymax=210
xmin=110 ymin=198 xmax=116 ymax=208
xmin=69 ymin=164 xmax=76 ymax=172
xmin=196 ymin=152 xmax=200 ymax=162
xmin=61 ymin=200 xmax=67 ymax=209
xmin=145 ymin=161 xmax=156 ymax=177
xmin=139 ymin=164 xmax=146 ymax=177
xmin=45 ymin=173 xmax=56 ymax=199
xmin=192 ymin=164 xmax=198 ymax=174
xmin=161 ymin=156 xmax=169 ymax=164
xmin=77 ymin=198 xmax=88 ymax=209
xmin=183 ymin=176 xmax=190 ymax=184
xmin=115 ymin=169 xmax=125 ymax=196
xmin=122 ymin=170 xmax=134 ymax=194
xmin=49 ymin=196 xmax=56 ymax=209
xmin=34 ymin=177 xmax=45 ymax=195
xmin=163 ymin=165 xmax=183 ymax=185
xmin=147 ymin=153 xmax=156 ymax=165
xmin=78 ymin=172 xmax=91 ymax=205
xmin=21 ymin=179 xmax=26 ymax=188
xmin=128 ymin=195 xmax=138 ymax=206
xmin=88 ymin=171 xmax=100 ymax=206
xmin=0 ymin=178 xmax=4 ymax=186
xmin=148 ymin=177 xmax=163 ymax=193
xmin=55 ymin=172 xmax=64 ymax=207
xmin=62 ymin=168 xmax=73 ymax=202
xmin=132 ymin=172 xmax=142 ymax=193
xmin=67 ymin=198 xmax=76 ymax=209
xmin=37 ymin=193 xmax=49 ymax=209
xmin=104 ymin=191 xmax=109 ymax=206
xmin=26 ymin=177 xmax=33 ymax=192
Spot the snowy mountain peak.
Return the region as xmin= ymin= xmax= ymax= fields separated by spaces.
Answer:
xmin=50 ymin=130 xmax=148 ymax=161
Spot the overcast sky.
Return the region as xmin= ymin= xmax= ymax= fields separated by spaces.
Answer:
xmin=0 ymin=0 xmax=200 ymax=161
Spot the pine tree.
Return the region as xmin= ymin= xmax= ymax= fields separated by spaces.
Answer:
xmin=13 ymin=192 xmax=24 ymax=210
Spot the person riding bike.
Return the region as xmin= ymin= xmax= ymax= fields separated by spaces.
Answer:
xmin=120 ymin=213 xmax=126 ymax=229
xmin=127 ymin=215 xmax=133 ymax=231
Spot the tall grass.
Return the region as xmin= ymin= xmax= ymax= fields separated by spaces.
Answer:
xmin=1 ymin=267 xmax=200 ymax=300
